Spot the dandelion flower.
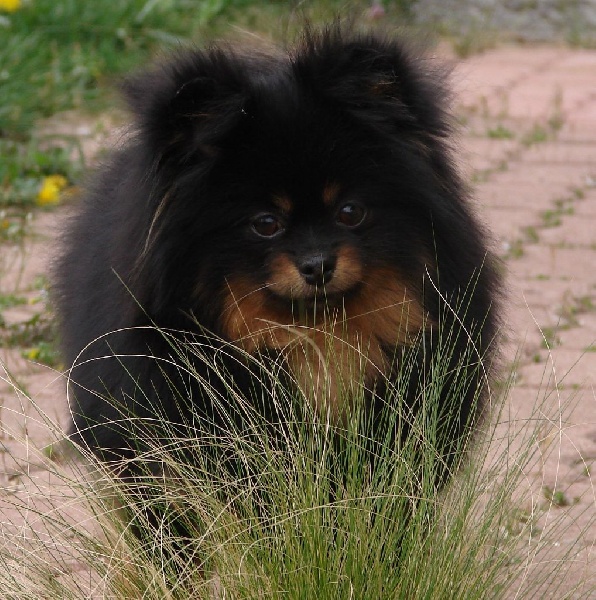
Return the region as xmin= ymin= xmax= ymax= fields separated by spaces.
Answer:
xmin=24 ymin=348 xmax=40 ymax=360
xmin=0 ymin=0 xmax=21 ymax=13
xmin=37 ymin=174 xmax=68 ymax=206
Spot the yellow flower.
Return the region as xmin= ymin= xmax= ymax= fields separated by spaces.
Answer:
xmin=0 ymin=0 xmax=21 ymax=13
xmin=37 ymin=174 xmax=68 ymax=206
xmin=25 ymin=348 xmax=40 ymax=360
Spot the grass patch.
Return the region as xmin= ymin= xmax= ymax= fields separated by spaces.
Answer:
xmin=541 ymin=209 xmax=562 ymax=228
xmin=522 ymin=124 xmax=549 ymax=146
xmin=0 ymin=136 xmax=83 ymax=242
xmin=540 ymin=326 xmax=562 ymax=350
xmin=504 ymin=239 xmax=525 ymax=260
xmin=0 ymin=274 xmax=60 ymax=368
xmin=452 ymin=27 xmax=498 ymax=58
xmin=1 ymin=310 xmax=61 ymax=367
xmin=0 ymin=0 xmax=417 ymax=137
xmin=521 ymin=226 xmax=539 ymax=244
xmin=487 ymin=124 xmax=514 ymax=140
xmin=0 ymin=292 xmax=25 ymax=311
xmin=543 ymin=485 xmax=572 ymax=508
xmin=1 ymin=0 xmax=219 ymax=135
xmin=0 ymin=332 xmax=594 ymax=598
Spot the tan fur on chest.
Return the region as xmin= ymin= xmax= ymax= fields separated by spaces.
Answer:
xmin=221 ymin=267 xmax=426 ymax=419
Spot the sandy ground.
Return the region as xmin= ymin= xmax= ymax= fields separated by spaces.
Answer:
xmin=1 ymin=42 xmax=595 ymax=597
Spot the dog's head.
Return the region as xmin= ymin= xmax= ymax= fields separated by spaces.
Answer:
xmin=126 ymin=27 xmax=480 ymax=356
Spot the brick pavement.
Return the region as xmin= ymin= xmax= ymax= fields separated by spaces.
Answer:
xmin=0 ymin=43 xmax=595 ymax=596
xmin=454 ymin=45 xmax=596 ymax=597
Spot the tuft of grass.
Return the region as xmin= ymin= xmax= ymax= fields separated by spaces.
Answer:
xmin=541 ymin=209 xmax=562 ymax=228
xmin=543 ymin=485 xmax=571 ymax=508
xmin=522 ymin=124 xmax=549 ymax=146
xmin=0 ymin=325 xmax=594 ymax=598
xmin=452 ymin=27 xmax=498 ymax=58
xmin=504 ymin=239 xmax=525 ymax=260
xmin=522 ymin=226 xmax=539 ymax=244
xmin=0 ymin=292 xmax=26 ymax=311
xmin=540 ymin=326 xmax=561 ymax=350
xmin=487 ymin=125 xmax=514 ymax=140
xmin=0 ymin=291 xmax=61 ymax=367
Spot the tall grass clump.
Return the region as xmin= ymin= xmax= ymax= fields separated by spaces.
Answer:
xmin=0 ymin=327 xmax=594 ymax=598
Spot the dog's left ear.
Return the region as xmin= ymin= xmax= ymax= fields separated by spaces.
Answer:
xmin=293 ymin=29 xmax=449 ymax=138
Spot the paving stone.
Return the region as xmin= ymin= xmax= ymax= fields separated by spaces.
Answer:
xmin=511 ymin=80 xmax=595 ymax=118
xmin=491 ymin=163 xmax=591 ymax=191
xmin=460 ymin=136 xmax=519 ymax=174
xmin=507 ymin=298 xmax=556 ymax=329
xmin=562 ymin=98 xmax=596 ymax=130
xmin=481 ymin=206 xmax=540 ymax=241
xmin=476 ymin=180 xmax=563 ymax=210
xmin=522 ymin=142 xmax=596 ymax=164
xmin=507 ymin=245 xmax=596 ymax=283
xmin=559 ymin=323 xmax=596 ymax=353
xmin=574 ymin=188 xmax=596 ymax=217
xmin=517 ymin=349 xmax=596 ymax=388
xmin=559 ymin=52 xmax=596 ymax=70
xmin=559 ymin=95 xmax=596 ymax=140
xmin=517 ymin=282 xmax=595 ymax=316
xmin=454 ymin=47 xmax=566 ymax=108
xmin=539 ymin=215 xmax=596 ymax=247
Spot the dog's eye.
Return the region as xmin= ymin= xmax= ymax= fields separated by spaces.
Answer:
xmin=336 ymin=202 xmax=366 ymax=228
xmin=251 ymin=213 xmax=284 ymax=238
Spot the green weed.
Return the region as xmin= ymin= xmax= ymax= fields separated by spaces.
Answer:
xmin=1 ymin=308 xmax=60 ymax=367
xmin=487 ymin=125 xmax=514 ymax=139
xmin=540 ymin=326 xmax=561 ymax=350
xmin=522 ymin=226 xmax=539 ymax=243
xmin=543 ymin=485 xmax=571 ymax=508
xmin=0 ymin=293 xmax=26 ymax=311
xmin=504 ymin=239 xmax=525 ymax=259
xmin=522 ymin=125 xmax=549 ymax=146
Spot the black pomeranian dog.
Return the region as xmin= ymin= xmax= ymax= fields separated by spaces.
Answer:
xmin=54 ymin=26 xmax=499 ymax=500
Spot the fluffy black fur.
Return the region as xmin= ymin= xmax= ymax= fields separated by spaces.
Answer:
xmin=54 ymin=27 xmax=499 ymax=491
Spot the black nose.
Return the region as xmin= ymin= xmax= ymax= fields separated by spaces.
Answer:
xmin=298 ymin=253 xmax=336 ymax=287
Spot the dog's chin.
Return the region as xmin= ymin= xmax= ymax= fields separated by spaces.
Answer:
xmin=270 ymin=285 xmax=360 ymax=319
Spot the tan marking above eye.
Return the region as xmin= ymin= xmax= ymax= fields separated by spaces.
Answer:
xmin=272 ymin=195 xmax=292 ymax=214
xmin=322 ymin=182 xmax=341 ymax=207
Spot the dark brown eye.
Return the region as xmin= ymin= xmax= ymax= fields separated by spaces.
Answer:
xmin=336 ymin=202 xmax=366 ymax=228
xmin=251 ymin=213 xmax=284 ymax=238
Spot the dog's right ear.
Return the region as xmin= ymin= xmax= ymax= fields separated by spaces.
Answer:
xmin=122 ymin=48 xmax=249 ymax=166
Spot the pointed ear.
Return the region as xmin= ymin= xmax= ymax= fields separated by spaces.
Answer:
xmin=293 ymin=27 xmax=450 ymax=138
xmin=121 ymin=49 xmax=249 ymax=165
